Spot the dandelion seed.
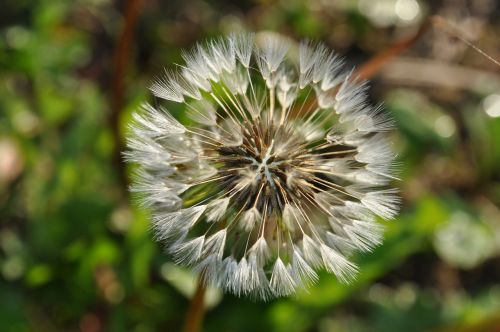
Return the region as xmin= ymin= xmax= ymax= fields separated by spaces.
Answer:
xmin=126 ymin=33 xmax=400 ymax=300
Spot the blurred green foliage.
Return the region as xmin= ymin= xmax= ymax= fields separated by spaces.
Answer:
xmin=1 ymin=0 xmax=500 ymax=331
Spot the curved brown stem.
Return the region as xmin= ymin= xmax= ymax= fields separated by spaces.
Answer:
xmin=182 ymin=279 xmax=206 ymax=332
xmin=355 ymin=22 xmax=431 ymax=80
xmin=356 ymin=15 xmax=500 ymax=81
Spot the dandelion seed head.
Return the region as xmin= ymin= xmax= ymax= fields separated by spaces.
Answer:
xmin=126 ymin=33 xmax=400 ymax=300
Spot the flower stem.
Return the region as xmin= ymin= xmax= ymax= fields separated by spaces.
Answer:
xmin=182 ymin=279 xmax=206 ymax=332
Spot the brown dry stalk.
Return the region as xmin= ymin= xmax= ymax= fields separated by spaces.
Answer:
xmin=355 ymin=22 xmax=431 ymax=80
xmin=182 ymin=280 xmax=207 ymax=332
xmin=110 ymin=0 xmax=144 ymax=194
xmin=356 ymin=15 xmax=500 ymax=81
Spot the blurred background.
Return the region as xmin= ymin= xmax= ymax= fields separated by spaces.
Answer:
xmin=1 ymin=0 xmax=500 ymax=331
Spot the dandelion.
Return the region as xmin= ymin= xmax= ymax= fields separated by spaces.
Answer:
xmin=125 ymin=33 xmax=400 ymax=300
